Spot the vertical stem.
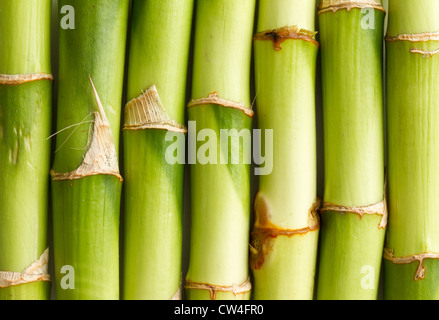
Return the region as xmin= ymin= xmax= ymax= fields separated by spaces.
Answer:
xmin=384 ymin=0 xmax=439 ymax=300
xmin=0 ymin=0 xmax=52 ymax=300
xmin=52 ymin=0 xmax=129 ymax=300
xmin=123 ymin=0 xmax=193 ymax=300
xmin=317 ymin=0 xmax=386 ymax=300
xmin=250 ymin=0 xmax=319 ymax=300
xmin=185 ymin=0 xmax=256 ymax=300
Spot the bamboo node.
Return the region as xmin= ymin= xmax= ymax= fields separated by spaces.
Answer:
xmin=253 ymin=25 xmax=319 ymax=51
xmin=386 ymin=33 xmax=439 ymax=43
xmin=124 ymin=85 xmax=187 ymax=133
xmin=320 ymin=179 xmax=388 ymax=229
xmin=320 ymin=199 xmax=387 ymax=228
xmin=51 ymin=77 xmax=123 ymax=182
xmin=184 ymin=277 xmax=251 ymax=300
xmin=409 ymin=48 xmax=439 ymax=58
xmin=383 ymin=248 xmax=439 ymax=281
xmin=187 ymin=93 xmax=254 ymax=117
xmin=250 ymin=195 xmax=321 ymax=270
xmin=318 ymin=0 xmax=385 ymax=14
xmin=0 ymin=73 xmax=54 ymax=85
xmin=0 ymin=248 xmax=50 ymax=288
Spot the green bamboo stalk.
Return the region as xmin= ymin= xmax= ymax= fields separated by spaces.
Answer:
xmin=184 ymin=0 xmax=256 ymax=300
xmin=122 ymin=0 xmax=193 ymax=300
xmin=250 ymin=0 xmax=319 ymax=300
xmin=51 ymin=0 xmax=129 ymax=300
xmin=384 ymin=0 xmax=439 ymax=300
xmin=0 ymin=0 xmax=52 ymax=300
xmin=317 ymin=0 xmax=386 ymax=300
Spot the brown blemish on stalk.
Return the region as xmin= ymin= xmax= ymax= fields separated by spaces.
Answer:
xmin=184 ymin=277 xmax=251 ymax=300
xmin=383 ymin=248 xmax=439 ymax=281
xmin=253 ymin=26 xmax=318 ymax=51
xmin=250 ymin=194 xmax=321 ymax=270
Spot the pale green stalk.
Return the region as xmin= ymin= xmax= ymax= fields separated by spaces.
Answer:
xmin=0 ymin=0 xmax=52 ymax=300
xmin=185 ymin=0 xmax=256 ymax=300
xmin=250 ymin=0 xmax=319 ymax=300
xmin=384 ymin=0 xmax=439 ymax=300
xmin=122 ymin=0 xmax=193 ymax=300
xmin=52 ymin=0 xmax=129 ymax=300
xmin=317 ymin=0 xmax=386 ymax=300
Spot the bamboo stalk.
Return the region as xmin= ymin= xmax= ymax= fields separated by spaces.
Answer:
xmin=0 ymin=0 xmax=52 ymax=300
xmin=51 ymin=0 xmax=129 ymax=300
xmin=122 ymin=0 xmax=193 ymax=300
xmin=250 ymin=0 xmax=319 ymax=300
xmin=184 ymin=0 xmax=256 ymax=300
xmin=317 ymin=0 xmax=386 ymax=300
xmin=384 ymin=0 xmax=439 ymax=300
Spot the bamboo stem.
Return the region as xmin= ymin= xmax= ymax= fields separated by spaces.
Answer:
xmin=185 ymin=0 xmax=256 ymax=300
xmin=122 ymin=0 xmax=193 ymax=300
xmin=317 ymin=0 xmax=386 ymax=300
xmin=384 ymin=0 xmax=439 ymax=300
xmin=0 ymin=0 xmax=52 ymax=300
xmin=51 ymin=0 xmax=129 ymax=300
xmin=250 ymin=0 xmax=319 ymax=300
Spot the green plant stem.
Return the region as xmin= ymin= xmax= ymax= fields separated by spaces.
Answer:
xmin=52 ymin=0 xmax=129 ymax=300
xmin=384 ymin=0 xmax=439 ymax=300
xmin=185 ymin=0 xmax=256 ymax=300
xmin=122 ymin=0 xmax=193 ymax=300
xmin=0 ymin=0 xmax=52 ymax=300
xmin=250 ymin=0 xmax=319 ymax=300
xmin=317 ymin=1 xmax=386 ymax=300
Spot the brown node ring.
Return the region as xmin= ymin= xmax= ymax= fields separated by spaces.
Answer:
xmin=187 ymin=92 xmax=254 ymax=117
xmin=409 ymin=48 xmax=439 ymax=58
xmin=0 ymin=73 xmax=54 ymax=85
xmin=320 ymin=199 xmax=387 ymax=229
xmin=184 ymin=277 xmax=252 ymax=300
xmin=386 ymin=33 xmax=439 ymax=43
xmin=253 ymin=25 xmax=318 ymax=51
xmin=318 ymin=0 xmax=385 ymax=14
xmin=383 ymin=248 xmax=439 ymax=281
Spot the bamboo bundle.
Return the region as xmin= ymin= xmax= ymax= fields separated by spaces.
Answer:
xmin=51 ymin=0 xmax=129 ymax=300
xmin=250 ymin=0 xmax=320 ymax=300
xmin=317 ymin=0 xmax=386 ymax=300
